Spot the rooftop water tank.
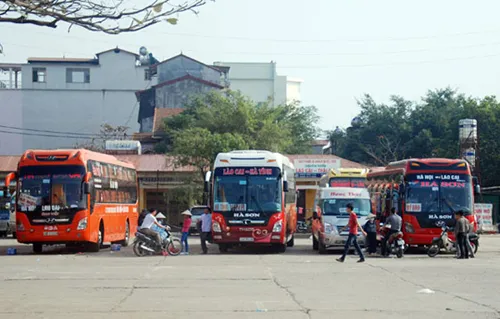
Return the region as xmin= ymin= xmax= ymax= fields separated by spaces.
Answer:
xmin=459 ymin=119 xmax=477 ymax=142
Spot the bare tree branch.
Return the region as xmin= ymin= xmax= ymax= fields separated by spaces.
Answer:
xmin=0 ymin=0 xmax=211 ymax=34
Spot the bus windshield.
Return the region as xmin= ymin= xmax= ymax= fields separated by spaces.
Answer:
xmin=322 ymin=198 xmax=371 ymax=217
xmin=17 ymin=165 xmax=87 ymax=213
xmin=214 ymin=167 xmax=282 ymax=213
xmin=329 ymin=177 xmax=366 ymax=188
xmin=405 ymin=174 xmax=473 ymax=215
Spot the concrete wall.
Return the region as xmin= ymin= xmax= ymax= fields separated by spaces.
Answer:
xmin=213 ymin=61 xmax=302 ymax=106
xmin=0 ymin=89 xmax=23 ymax=155
xmin=157 ymin=55 xmax=222 ymax=85
xmin=22 ymin=90 xmax=139 ymax=150
xmin=155 ymin=78 xmax=221 ymax=109
xmin=15 ymin=50 xmax=153 ymax=151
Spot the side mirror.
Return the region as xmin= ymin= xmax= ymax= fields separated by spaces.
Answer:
xmin=83 ymin=182 xmax=90 ymax=194
xmin=313 ymin=211 xmax=319 ymax=220
xmin=283 ymin=181 xmax=289 ymax=192
xmin=474 ymin=184 xmax=481 ymax=195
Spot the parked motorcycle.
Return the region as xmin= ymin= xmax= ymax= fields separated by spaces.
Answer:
xmin=380 ymin=226 xmax=405 ymax=258
xmin=427 ymin=225 xmax=479 ymax=257
xmin=133 ymin=227 xmax=183 ymax=257
xmin=296 ymin=221 xmax=309 ymax=233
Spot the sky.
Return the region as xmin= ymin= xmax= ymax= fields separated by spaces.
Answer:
xmin=2 ymin=0 xmax=500 ymax=134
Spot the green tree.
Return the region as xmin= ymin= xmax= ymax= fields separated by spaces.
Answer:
xmin=74 ymin=123 xmax=129 ymax=152
xmin=332 ymin=87 xmax=500 ymax=186
xmin=160 ymin=90 xmax=320 ymax=164
xmin=171 ymin=127 xmax=248 ymax=180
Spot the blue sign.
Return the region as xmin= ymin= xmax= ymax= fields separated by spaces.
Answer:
xmin=295 ymin=173 xmax=323 ymax=178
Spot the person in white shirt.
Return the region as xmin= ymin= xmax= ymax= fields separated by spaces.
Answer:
xmin=139 ymin=208 xmax=167 ymax=248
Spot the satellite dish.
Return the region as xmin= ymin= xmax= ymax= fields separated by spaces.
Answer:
xmin=139 ymin=46 xmax=148 ymax=56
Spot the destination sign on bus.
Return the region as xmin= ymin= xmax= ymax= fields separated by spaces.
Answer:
xmin=222 ymin=168 xmax=274 ymax=176
xmin=411 ymin=174 xmax=468 ymax=188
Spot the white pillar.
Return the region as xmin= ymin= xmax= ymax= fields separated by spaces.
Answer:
xmin=8 ymin=68 xmax=13 ymax=89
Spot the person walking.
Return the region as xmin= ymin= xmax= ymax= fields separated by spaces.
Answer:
xmin=197 ymin=207 xmax=212 ymax=254
xmin=454 ymin=210 xmax=470 ymax=259
xmin=363 ymin=214 xmax=377 ymax=256
xmin=180 ymin=210 xmax=192 ymax=255
xmin=465 ymin=216 xmax=475 ymax=258
xmin=336 ymin=203 xmax=367 ymax=263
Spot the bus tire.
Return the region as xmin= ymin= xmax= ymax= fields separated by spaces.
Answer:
xmin=119 ymin=220 xmax=130 ymax=247
xmin=273 ymin=244 xmax=286 ymax=253
xmin=287 ymin=235 xmax=295 ymax=247
xmin=218 ymin=244 xmax=228 ymax=253
xmin=33 ymin=243 xmax=43 ymax=254
xmin=88 ymin=222 xmax=104 ymax=252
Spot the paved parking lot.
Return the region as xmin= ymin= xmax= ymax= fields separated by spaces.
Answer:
xmin=0 ymin=235 xmax=500 ymax=319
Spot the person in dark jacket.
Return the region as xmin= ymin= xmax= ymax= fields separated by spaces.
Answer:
xmin=363 ymin=214 xmax=378 ymax=255
xmin=454 ymin=210 xmax=470 ymax=259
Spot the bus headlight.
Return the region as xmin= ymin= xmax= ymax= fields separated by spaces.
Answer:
xmin=212 ymin=221 xmax=222 ymax=233
xmin=77 ymin=217 xmax=88 ymax=230
xmin=272 ymin=220 xmax=283 ymax=233
xmin=405 ymin=222 xmax=414 ymax=233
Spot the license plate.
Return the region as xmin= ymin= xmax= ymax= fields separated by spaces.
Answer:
xmin=335 ymin=240 xmax=346 ymax=244
xmin=43 ymin=231 xmax=58 ymax=236
xmin=239 ymin=237 xmax=254 ymax=242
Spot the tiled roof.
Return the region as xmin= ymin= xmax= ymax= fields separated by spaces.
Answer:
xmin=115 ymin=155 xmax=198 ymax=172
xmin=0 ymin=154 xmax=366 ymax=173
xmin=286 ymin=154 xmax=367 ymax=169
xmin=153 ymin=108 xmax=185 ymax=135
xmin=0 ymin=156 xmax=19 ymax=172
xmin=0 ymin=155 xmax=197 ymax=173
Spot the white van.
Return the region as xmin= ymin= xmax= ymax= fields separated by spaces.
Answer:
xmin=311 ymin=187 xmax=371 ymax=253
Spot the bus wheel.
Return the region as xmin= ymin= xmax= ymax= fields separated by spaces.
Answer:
xmin=33 ymin=243 xmax=43 ymax=254
xmin=88 ymin=223 xmax=104 ymax=252
xmin=119 ymin=220 xmax=130 ymax=247
xmin=219 ymin=244 xmax=228 ymax=253
xmin=287 ymin=235 xmax=295 ymax=247
xmin=273 ymin=244 xmax=286 ymax=253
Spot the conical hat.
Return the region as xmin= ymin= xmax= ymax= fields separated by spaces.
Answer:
xmin=181 ymin=210 xmax=192 ymax=216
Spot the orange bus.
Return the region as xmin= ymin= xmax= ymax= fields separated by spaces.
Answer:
xmin=3 ymin=149 xmax=138 ymax=253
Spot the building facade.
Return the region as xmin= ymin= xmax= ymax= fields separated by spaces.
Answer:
xmin=136 ymin=54 xmax=227 ymax=133
xmin=0 ymin=48 xmax=155 ymax=155
xmin=212 ymin=61 xmax=302 ymax=106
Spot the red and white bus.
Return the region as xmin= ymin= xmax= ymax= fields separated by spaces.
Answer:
xmin=3 ymin=149 xmax=138 ymax=253
xmin=367 ymin=158 xmax=480 ymax=247
xmin=204 ymin=150 xmax=297 ymax=253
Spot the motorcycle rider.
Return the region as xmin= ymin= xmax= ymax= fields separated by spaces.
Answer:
xmin=139 ymin=208 xmax=168 ymax=253
xmin=381 ymin=207 xmax=402 ymax=256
